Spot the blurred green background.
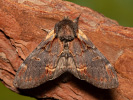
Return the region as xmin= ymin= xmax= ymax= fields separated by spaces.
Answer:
xmin=0 ymin=0 xmax=132 ymax=100
xmin=67 ymin=0 xmax=133 ymax=27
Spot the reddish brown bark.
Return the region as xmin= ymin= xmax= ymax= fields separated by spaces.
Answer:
xmin=0 ymin=0 xmax=133 ymax=100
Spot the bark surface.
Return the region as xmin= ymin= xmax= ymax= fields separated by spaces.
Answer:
xmin=0 ymin=0 xmax=133 ymax=100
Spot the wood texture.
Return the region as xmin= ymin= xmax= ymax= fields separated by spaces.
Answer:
xmin=0 ymin=0 xmax=133 ymax=100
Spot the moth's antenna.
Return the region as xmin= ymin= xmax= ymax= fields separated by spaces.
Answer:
xmin=73 ymin=14 xmax=81 ymax=37
xmin=73 ymin=14 xmax=81 ymax=24
xmin=64 ymin=16 xmax=69 ymax=19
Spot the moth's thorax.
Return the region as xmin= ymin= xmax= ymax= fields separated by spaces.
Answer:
xmin=55 ymin=18 xmax=77 ymax=42
xmin=60 ymin=42 xmax=72 ymax=59
xmin=58 ymin=25 xmax=75 ymax=42
xmin=63 ymin=42 xmax=69 ymax=50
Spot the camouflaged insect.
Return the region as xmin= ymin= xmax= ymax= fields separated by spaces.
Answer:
xmin=14 ymin=16 xmax=118 ymax=89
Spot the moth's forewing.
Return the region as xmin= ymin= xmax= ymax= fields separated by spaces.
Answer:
xmin=13 ymin=30 xmax=64 ymax=89
xmin=69 ymin=29 xmax=118 ymax=89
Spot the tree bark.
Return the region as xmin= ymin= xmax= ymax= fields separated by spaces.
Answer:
xmin=0 ymin=0 xmax=133 ymax=100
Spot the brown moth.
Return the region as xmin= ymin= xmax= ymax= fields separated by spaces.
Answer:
xmin=14 ymin=16 xmax=118 ymax=89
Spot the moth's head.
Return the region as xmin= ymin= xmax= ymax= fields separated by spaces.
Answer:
xmin=54 ymin=16 xmax=80 ymax=42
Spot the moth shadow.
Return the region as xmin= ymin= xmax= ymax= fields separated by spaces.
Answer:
xmin=17 ymin=72 xmax=116 ymax=100
xmin=73 ymin=77 xmax=115 ymax=100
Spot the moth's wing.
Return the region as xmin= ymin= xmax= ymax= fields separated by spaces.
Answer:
xmin=69 ymin=29 xmax=118 ymax=89
xmin=14 ymin=30 xmax=64 ymax=89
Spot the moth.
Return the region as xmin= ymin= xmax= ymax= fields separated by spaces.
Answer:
xmin=14 ymin=16 xmax=118 ymax=89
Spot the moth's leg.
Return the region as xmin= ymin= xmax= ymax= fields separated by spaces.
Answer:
xmin=41 ymin=28 xmax=52 ymax=33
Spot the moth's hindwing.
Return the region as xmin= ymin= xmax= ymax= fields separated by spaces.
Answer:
xmin=69 ymin=29 xmax=118 ymax=89
xmin=13 ymin=30 xmax=64 ymax=89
